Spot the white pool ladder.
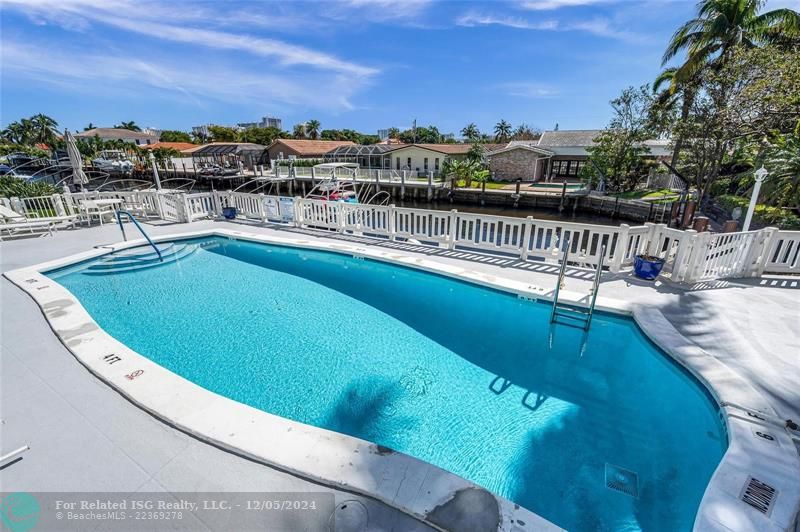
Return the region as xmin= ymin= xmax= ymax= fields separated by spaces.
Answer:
xmin=549 ymin=239 xmax=605 ymax=331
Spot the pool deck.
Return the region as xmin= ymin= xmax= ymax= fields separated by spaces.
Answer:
xmin=2 ymin=219 xmax=798 ymax=531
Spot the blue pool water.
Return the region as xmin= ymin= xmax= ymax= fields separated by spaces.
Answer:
xmin=48 ymin=237 xmax=726 ymax=531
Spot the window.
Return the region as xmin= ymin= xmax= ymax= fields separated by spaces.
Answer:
xmin=135 ymin=139 xmax=141 ymax=145
xmin=396 ymin=157 xmax=400 ymax=170
xmin=407 ymin=157 xmax=411 ymax=168
xmin=424 ymin=157 xmax=429 ymax=171
xmin=435 ymin=158 xmax=440 ymax=171
xmin=278 ymin=151 xmax=284 ymax=159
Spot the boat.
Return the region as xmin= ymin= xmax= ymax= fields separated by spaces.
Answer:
xmin=92 ymin=150 xmax=134 ymax=174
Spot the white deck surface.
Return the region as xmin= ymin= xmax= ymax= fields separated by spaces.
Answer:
xmin=2 ymin=219 xmax=798 ymax=531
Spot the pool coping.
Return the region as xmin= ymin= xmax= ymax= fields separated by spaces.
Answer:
xmin=5 ymin=227 xmax=799 ymax=532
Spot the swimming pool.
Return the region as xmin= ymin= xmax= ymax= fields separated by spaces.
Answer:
xmin=47 ymin=236 xmax=726 ymax=531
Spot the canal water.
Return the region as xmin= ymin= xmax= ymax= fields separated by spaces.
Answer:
xmin=396 ymin=200 xmax=624 ymax=227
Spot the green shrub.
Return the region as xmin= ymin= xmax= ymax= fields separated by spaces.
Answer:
xmin=0 ymin=176 xmax=58 ymax=198
xmin=715 ymin=195 xmax=800 ymax=229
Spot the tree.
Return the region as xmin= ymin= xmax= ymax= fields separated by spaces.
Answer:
xmin=676 ymin=46 xmax=800 ymax=206
xmin=306 ymin=120 xmax=321 ymax=140
xmin=461 ymin=123 xmax=480 ymax=142
xmin=292 ymin=123 xmax=306 ymax=139
xmin=150 ymin=147 xmax=180 ymax=165
xmin=29 ymin=114 xmax=58 ymax=145
xmin=159 ymin=130 xmax=192 ymax=143
xmin=115 ymin=121 xmax=141 ymax=132
xmin=207 ymin=125 xmax=239 ymax=142
xmin=238 ymin=126 xmax=286 ymax=145
xmin=442 ymin=158 xmax=483 ymax=188
xmin=762 ymin=125 xmax=800 ymax=209
xmin=494 ymin=120 xmax=512 ymax=143
xmin=387 ymin=127 xmax=400 ymax=139
xmin=467 ymin=143 xmax=485 ymax=164
xmin=511 ymin=124 xmax=540 ymax=141
xmin=584 ymin=86 xmax=655 ymax=192
xmin=658 ymin=0 xmax=800 ymax=164
xmin=83 ymin=123 xmax=95 ymax=131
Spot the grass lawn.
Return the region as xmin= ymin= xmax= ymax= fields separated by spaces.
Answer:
xmin=612 ymin=188 xmax=677 ymax=200
xmin=456 ymin=179 xmax=508 ymax=190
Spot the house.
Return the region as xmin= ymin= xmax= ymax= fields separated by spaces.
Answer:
xmin=325 ymin=143 xmax=505 ymax=175
xmin=266 ymin=139 xmax=356 ymax=162
xmin=75 ymin=127 xmax=159 ymax=146
xmin=186 ymin=142 xmax=268 ymax=168
xmin=486 ymin=130 xmax=671 ymax=182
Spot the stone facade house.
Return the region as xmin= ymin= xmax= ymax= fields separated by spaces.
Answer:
xmin=486 ymin=130 xmax=670 ymax=182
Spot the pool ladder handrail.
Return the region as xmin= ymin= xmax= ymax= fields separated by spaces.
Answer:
xmin=116 ymin=210 xmax=163 ymax=262
xmin=550 ymin=237 xmax=605 ymax=331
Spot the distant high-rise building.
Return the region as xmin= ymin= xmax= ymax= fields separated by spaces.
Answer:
xmin=238 ymin=117 xmax=283 ymax=130
xmin=377 ymin=129 xmax=392 ymax=141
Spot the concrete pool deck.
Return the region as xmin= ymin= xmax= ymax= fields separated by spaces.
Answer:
xmin=2 ymin=219 xmax=799 ymax=531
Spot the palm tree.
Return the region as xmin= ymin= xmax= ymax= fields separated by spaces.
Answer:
xmin=494 ymin=120 xmax=512 ymax=143
xmin=660 ymin=0 xmax=800 ymax=163
xmin=115 ymin=121 xmax=141 ymax=131
xmin=29 ymin=114 xmax=59 ymax=145
xmin=84 ymin=123 xmax=96 ymax=131
xmin=387 ymin=127 xmax=400 ymax=139
xmin=306 ymin=120 xmax=321 ymax=140
xmin=1 ymin=121 xmax=28 ymax=144
xmin=764 ymin=127 xmax=800 ymax=209
xmin=292 ymin=123 xmax=306 ymax=139
xmin=461 ymin=123 xmax=480 ymax=142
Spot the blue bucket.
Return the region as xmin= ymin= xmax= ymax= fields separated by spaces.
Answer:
xmin=222 ymin=207 xmax=237 ymax=220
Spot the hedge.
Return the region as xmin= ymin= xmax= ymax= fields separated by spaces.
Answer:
xmin=715 ymin=194 xmax=800 ymax=230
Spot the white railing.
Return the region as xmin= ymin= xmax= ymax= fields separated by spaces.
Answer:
xmin=5 ymin=195 xmax=69 ymax=218
xmin=392 ymin=206 xmax=453 ymax=245
xmin=764 ymin=230 xmax=800 ymax=274
xmin=6 ymin=189 xmax=799 ymax=283
xmin=184 ymin=192 xmax=215 ymax=221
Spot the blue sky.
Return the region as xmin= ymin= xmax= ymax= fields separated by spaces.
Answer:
xmin=2 ymin=0 xmax=797 ymax=136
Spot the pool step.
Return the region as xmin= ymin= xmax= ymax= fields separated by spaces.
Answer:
xmin=83 ymin=243 xmax=199 ymax=275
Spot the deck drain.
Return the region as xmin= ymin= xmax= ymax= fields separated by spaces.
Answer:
xmin=605 ymin=463 xmax=639 ymax=498
xmin=740 ymin=477 xmax=777 ymax=516
xmin=329 ymin=500 xmax=368 ymax=531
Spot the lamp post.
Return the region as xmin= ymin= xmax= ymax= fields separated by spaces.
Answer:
xmin=742 ymin=166 xmax=768 ymax=231
xmin=148 ymin=151 xmax=162 ymax=190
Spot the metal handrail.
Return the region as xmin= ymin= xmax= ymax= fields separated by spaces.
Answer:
xmin=550 ymin=237 xmax=605 ymax=331
xmin=549 ymin=235 xmax=571 ymax=323
xmin=584 ymin=245 xmax=606 ymax=330
xmin=115 ymin=210 xmax=162 ymax=261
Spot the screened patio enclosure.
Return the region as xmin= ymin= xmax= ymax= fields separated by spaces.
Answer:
xmin=323 ymin=144 xmax=394 ymax=169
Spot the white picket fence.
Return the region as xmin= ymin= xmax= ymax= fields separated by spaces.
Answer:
xmin=4 ymin=190 xmax=797 ymax=282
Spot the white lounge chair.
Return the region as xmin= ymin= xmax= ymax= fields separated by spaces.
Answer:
xmin=78 ymin=200 xmax=117 ymax=226
xmin=0 ymin=204 xmax=80 ymax=240
xmin=0 ymin=207 xmax=56 ymax=240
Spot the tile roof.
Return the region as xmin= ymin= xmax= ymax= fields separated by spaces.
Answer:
xmin=389 ymin=143 xmax=506 ymax=155
xmin=270 ymin=139 xmax=356 ymax=155
xmin=139 ymin=142 xmax=197 ymax=152
xmin=537 ymin=130 xmax=603 ymax=147
xmin=75 ymin=127 xmax=158 ymax=140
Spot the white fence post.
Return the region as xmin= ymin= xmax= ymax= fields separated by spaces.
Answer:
xmin=671 ymin=229 xmax=697 ymax=283
xmin=51 ymin=194 xmax=66 ymax=217
xmin=749 ymin=227 xmax=779 ymax=277
xmin=447 ymin=209 xmax=458 ymax=250
xmin=9 ymin=197 xmax=24 ymax=215
xmin=610 ymin=224 xmax=630 ymax=273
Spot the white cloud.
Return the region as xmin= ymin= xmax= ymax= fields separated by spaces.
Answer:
xmin=496 ymin=82 xmax=559 ymax=98
xmin=519 ymin=0 xmax=611 ymax=10
xmin=1 ymin=39 xmax=366 ymax=111
xmin=2 ymin=0 xmax=377 ymax=77
xmin=456 ymin=13 xmax=559 ymax=30
xmin=455 ymin=11 xmax=644 ymax=41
